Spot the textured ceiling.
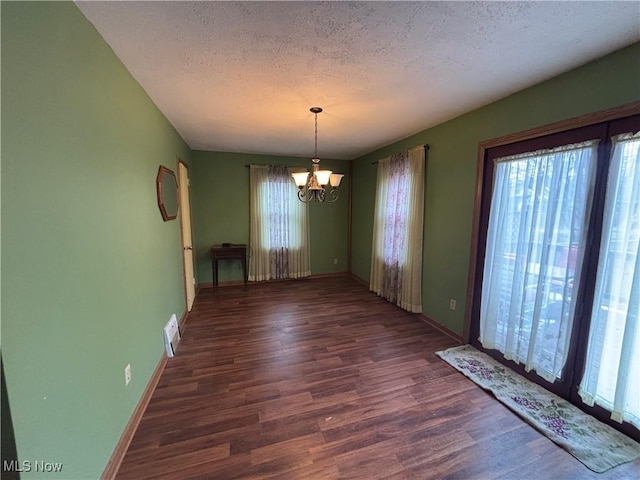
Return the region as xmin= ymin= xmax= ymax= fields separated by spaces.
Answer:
xmin=76 ymin=1 xmax=640 ymax=160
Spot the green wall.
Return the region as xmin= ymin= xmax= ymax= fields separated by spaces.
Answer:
xmin=191 ymin=151 xmax=350 ymax=284
xmin=1 ymin=3 xmax=191 ymax=478
xmin=351 ymin=42 xmax=640 ymax=336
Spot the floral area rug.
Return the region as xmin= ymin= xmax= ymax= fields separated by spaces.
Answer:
xmin=436 ymin=344 xmax=640 ymax=473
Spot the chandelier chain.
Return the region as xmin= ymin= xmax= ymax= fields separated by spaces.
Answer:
xmin=314 ymin=111 xmax=318 ymax=158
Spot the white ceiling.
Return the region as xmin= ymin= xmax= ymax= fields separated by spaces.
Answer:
xmin=76 ymin=1 xmax=640 ymax=160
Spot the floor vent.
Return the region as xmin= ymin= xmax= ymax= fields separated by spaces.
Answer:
xmin=163 ymin=314 xmax=181 ymax=358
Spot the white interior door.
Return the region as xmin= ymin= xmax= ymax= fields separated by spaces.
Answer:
xmin=178 ymin=160 xmax=196 ymax=311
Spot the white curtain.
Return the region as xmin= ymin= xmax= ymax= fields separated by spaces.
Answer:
xmin=480 ymin=141 xmax=598 ymax=382
xmin=370 ymin=145 xmax=425 ymax=313
xmin=579 ymin=133 xmax=640 ymax=428
xmin=249 ymin=165 xmax=310 ymax=281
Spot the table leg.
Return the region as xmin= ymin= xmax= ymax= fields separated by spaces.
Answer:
xmin=242 ymin=254 xmax=247 ymax=291
xmin=212 ymin=258 xmax=218 ymax=293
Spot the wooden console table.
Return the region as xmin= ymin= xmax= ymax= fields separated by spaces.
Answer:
xmin=211 ymin=244 xmax=248 ymax=291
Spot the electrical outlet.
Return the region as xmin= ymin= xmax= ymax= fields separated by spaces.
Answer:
xmin=449 ymin=299 xmax=457 ymax=311
xmin=333 ymin=258 xmax=338 ymax=265
xmin=124 ymin=364 xmax=132 ymax=386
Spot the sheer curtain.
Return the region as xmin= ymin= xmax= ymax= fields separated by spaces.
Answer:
xmin=579 ymin=133 xmax=640 ymax=428
xmin=480 ymin=141 xmax=598 ymax=382
xmin=249 ymin=165 xmax=310 ymax=281
xmin=370 ymin=145 xmax=425 ymax=313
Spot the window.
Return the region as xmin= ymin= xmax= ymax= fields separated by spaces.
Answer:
xmin=469 ymin=110 xmax=640 ymax=439
xmin=370 ymin=145 xmax=425 ymax=313
xmin=249 ymin=165 xmax=310 ymax=281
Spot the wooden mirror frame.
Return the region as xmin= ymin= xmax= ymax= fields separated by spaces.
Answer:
xmin=156 ymin=165 xmax=178 ymax=221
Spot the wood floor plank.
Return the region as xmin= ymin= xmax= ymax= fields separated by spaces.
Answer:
xmin=115 ymin=277 xmax=640 ymax=479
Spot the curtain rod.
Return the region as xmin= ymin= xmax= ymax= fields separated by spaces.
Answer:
xmin=371 ymin=144 xmax=429 ymax=165
xmin=244 ymin=164 xmax=307 ymax=169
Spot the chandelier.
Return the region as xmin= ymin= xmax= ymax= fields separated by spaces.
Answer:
xmin=292 ymin=107 xmax=343 ymax=203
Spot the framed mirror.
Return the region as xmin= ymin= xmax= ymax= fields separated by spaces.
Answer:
xmin=156 ymin=165 xmax=178 ymax=221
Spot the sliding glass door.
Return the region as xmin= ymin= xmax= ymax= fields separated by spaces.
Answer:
xmin=480 ymin=141 xmax=597 ymax=382
xmin=470 ymin=113 xmax=640 ymax=440
xmin=578 ymin=130 xmax=640 ymax=431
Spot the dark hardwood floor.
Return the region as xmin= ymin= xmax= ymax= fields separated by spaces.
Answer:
xmin=116 ymin=276 xmax=640 ymax=479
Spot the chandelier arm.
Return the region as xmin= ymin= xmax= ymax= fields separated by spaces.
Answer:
xmin=297 ymin=188 xmax=312 ymax=203
xmin=325 ymin=188 xmax=339 ymax=203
